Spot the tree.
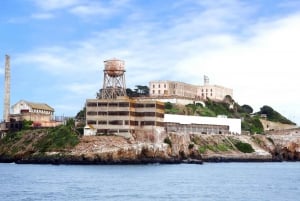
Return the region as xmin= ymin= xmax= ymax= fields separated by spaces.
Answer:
xmin=75 ymin=107 xmax=86 ymax=121
xmin=241 ymin=104 xmax=253 ymax=114
xmin=260 ymin=105 xmax=274 ymax=116
xmin=134 ymin=85 xmax=149 ymax=96
xmin=165 ymin=102 xmax=173 ymax=110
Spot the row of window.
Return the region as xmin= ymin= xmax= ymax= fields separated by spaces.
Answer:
xmin=201 ymin=93 xmax=213 ymax=97
xmin=87 ymin=120 xmax=163 ymax=127
xmin=152 ymin=84 xmax=167 ymax=89
xmin=87 ymin=111 xmax=164 ymax=118
xmin=87 ymin=102 xmax=164 ymax=109
xmin=201 ymin=89 xmax=213 ymax=92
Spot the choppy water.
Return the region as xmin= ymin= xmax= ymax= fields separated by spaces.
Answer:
xmin=0 ymin=162 xmax=299 ymax=201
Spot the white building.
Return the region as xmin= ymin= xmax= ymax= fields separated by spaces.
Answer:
xmin=10 ymin=100 xmax=56 ymax=126
xmin=149 ymin=77 xmax=233 ymax=102
xmin=164 ymin=114 xmax=241 ymax=134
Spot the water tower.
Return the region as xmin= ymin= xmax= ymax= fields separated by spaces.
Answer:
xmin=100 ymin=58 xmax=127 ymax=99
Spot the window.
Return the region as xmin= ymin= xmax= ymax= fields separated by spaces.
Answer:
xmin=145 ymin=104 xmax=155 ymax=108
xmin=164 ymin=84 xmax=166 ymax=88
xmin=109 ymin=103 xmax=118 ymax=107
xmin=98 ymin=103 xmax=107 ymax=107
xmin=119 ymin=102 xmax=129 ymax=107
xmin=153 ymin=84 xmax=155 ymax=88
xmin=87 ymin=102 xmax=97 ymax=107
xmin=158 ymin=90 xmax=160 ymax=94
xmin=87 ymin=111 xmax=97 ymax=115
xmin=152 ymin=90 xmax=155 ymax=94
xmin=158 ymin=84 xmax=160 ymax=88
xmin=98 ymin=112 xmax=107 ymax=115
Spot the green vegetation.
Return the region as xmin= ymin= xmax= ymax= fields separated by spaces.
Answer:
xmin=257 ymin=105 xmax=296 ymax=125
xmin=164 ymin=97 xmax=294 ymax=134
xmin=22 ymin=120 xmax=33 ymax=130
xmin=241 ymin=116 xmax=264 ymax=134
xmin=233 ymin=141 xmax=254 ymax=153
xmin=34 ymin=125 xmax=79 ymax=152
xmin=198 ymin=146 xmax=207 ymax=154
xmin=0 ymin=124 xmax=80 ymax=158
xmin=163 ymin=137 xmax=172 ymax=148
xmin=126 ymin=85 xmax=150 ymax=97
xmin=188 ymin=143 xmax=194 ymax=149
xmin=197 ymin=143 xmax=233 ymax=154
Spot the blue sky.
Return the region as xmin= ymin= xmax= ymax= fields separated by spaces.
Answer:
xmin=1 ymin=0 xmax=300 ymax=124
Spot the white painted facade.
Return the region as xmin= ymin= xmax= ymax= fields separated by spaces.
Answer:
xmin=146 ymin=97 xmax=205 ymax=106
xmin=164 ymin=114 xmax=241 ymax=134
xmin=11 ymin=100 xmax=54 ymax=115
xmin=149 ymin=80 xmax=233 ymax=101
xmin=84 ymin=125 xmax=97 ymax=136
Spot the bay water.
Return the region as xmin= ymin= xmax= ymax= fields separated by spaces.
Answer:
xmin=0 ymin=162 xmax=299 ymax=201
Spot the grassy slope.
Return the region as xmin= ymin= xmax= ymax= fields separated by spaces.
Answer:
xmin=165 ymin=100 xmax=295 ymax=134
xmin=0 ymin=126 xmax=79 ymax=159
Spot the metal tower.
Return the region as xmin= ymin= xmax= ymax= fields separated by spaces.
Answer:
xmin=100 ymin=58 xmax=127 ymax=99
xmin=204 ymin=75 xmax=209 ymax=85
xmin=3 ymin=55 xmax=10 ymax=122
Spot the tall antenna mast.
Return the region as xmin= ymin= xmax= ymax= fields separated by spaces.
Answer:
xmin=3 ymin=55 xmax=10 ymax=122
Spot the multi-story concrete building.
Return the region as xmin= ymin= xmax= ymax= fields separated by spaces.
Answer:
xmin=85 ymin=59 xmax=165 ymax=137
xmin=150 ymin=77 xmax=233 ymax=101
xmin=85 ymin=97 xmax=165 ymax=136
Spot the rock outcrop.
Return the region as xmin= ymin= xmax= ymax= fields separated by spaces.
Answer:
xmin=1 ymin=128 xmax=300 ymax=164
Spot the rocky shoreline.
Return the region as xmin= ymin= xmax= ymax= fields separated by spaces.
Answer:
xmin=0 ymin=129 xmax=299 ymax=165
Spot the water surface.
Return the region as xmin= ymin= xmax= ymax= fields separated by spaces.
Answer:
xmin=0 ymin=162 xmax=299 ymax=201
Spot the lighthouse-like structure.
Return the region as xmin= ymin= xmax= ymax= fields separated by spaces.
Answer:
xmin=100 ymin=58 xmax=127 ymax=99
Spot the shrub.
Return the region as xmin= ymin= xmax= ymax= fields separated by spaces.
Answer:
xmin=34 ymin=125 xmax=79 ymax=152
xmin=164 ymin=137 xmax=172 ymax=148
xmin=198 ymin=146 xmax=206 ymax=154
xmin=234 ymin=141 xmax=254 ymax=153
xmin=188 ymin=143 xmax=194 ymax=149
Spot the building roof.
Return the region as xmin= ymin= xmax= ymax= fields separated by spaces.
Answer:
xmin=27 ymin=101 xmax=54 ymax=111
xmin=14 ymin=100 xmax=54 ymax=112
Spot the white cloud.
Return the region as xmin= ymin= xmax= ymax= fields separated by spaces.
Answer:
xmin=31 ymin=13 xmax=55 ymax=19
xmin=32 ymin=0 xmax=80 ymax=10
xmin=64 ymin=83 xmax=99 ymax=95
xmin=16 ymin=1 xmax=300 ymax=123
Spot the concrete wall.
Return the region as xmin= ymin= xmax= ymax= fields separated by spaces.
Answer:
xmin=260 ymin=119 xmax=298 ymax=131
xmin=164 ymin=114 xmax=241 ymax=134
xmin=149 ymin=80 xmax=233 ymax=101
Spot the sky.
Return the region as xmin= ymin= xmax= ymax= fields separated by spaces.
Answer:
xmin=1 ymin=0 xmax=300 ymax=124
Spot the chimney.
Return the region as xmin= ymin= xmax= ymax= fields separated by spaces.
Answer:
xmin=3 ymin=55 xmax=10 ymax=122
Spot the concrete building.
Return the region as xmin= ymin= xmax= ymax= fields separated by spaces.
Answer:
xmin=197 ymin=85 xmax=233 ymax=101
xmin=85 ymin=59 xmax=165 ymax=137
xmin=10 ymin=100 xmax=56 ymax=127
xmin=149 ymin=77 xmax=233 ymax=102
xmin=164 ymin=114 xmax=241 ymax=134
xmin=85 ymin=97 xmax=165 ymax=137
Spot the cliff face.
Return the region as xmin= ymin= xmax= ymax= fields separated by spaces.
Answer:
xmin=0 ymin=128 xmax=299 ymax=164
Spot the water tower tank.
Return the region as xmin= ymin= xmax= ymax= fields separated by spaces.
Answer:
xmin=104 ymin=59 xmax=125 ymax=77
